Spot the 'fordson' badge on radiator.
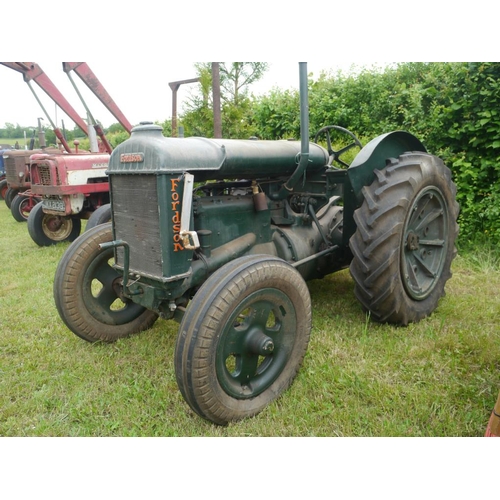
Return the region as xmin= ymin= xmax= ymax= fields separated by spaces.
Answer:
xmin=120 ymin=153 xmax=144 ymax=163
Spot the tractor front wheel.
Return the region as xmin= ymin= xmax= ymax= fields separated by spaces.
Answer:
xmin=27 ymin=202 xmax=81 ymax=246
xmin=349 ymin=152 xmax=459 ymax=325
xmin=174 ymin=255 xmax=312 ymax=425
xmin=53 ymin=222 xmax=158 ymax=342
xmin=10 ymin=194 xmax=40 ymax=222
xmin=4 ymin=187 xmax=18 ymax=209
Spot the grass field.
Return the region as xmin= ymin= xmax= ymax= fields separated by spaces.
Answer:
xmin=0 ymin=138 xmax=28 ymax=148
xmin=0 ymin=199 xmax=499 ymax=437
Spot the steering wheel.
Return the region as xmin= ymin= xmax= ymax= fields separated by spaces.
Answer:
xmin=314 ymin=125 xmax=363 ymax=168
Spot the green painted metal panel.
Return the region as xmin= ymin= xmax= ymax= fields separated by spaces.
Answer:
xmin=347 ymin=131 xmax=427 ymax=206
xmin=107 ymin=123 xmax=330 ymax=181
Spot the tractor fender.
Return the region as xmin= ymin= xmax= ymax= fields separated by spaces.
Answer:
xmin=347 ymin=130 xmax=427 ymax=207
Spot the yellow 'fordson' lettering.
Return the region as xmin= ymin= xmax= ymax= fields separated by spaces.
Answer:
xmin=171 ymin=178 xmax=184 ymax=252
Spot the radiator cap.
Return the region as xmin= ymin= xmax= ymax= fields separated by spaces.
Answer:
xmin=131 ymin=122 xmax=163 ymax=136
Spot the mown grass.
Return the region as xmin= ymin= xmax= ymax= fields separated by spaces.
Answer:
xmin=0 ymin=199 xmax=499 ymax=437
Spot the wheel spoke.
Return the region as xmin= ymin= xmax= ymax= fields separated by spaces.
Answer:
xmin=94 ymin=261 xmax=119 ymax=288
xmin=254 ymin=302 xmax=276 ymax=332
xmin=413 ymin=252 xmax=436 ymax=278
xmin=94 ymin=284 xmax=119 ymax=309
xmin=325 ymin=133 xmax=333 ymax=155
xmin=314 ymin=125 xmax=362 ymax=168
xmin=336 ymin=142 xmax=357 ymax=156
xmin=238 ymin=353 xmax=261 ymax=385
xmin=406 ymin=258 xmax=421 ymax=291
xmin=414 ymin=207 xmax=444 ymax=233
xmin=419 ymin=238 xmax=445 ymax=247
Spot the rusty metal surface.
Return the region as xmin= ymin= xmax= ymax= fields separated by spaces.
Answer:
xmin=63 ymin=62 xmax=133 ymax=134
xmin=0 ymin=62 xmax=89 ymax=137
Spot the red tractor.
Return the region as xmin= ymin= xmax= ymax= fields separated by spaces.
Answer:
xmin=1 ymin=62 xmax=132 ymax=241
xmin=0 ymin=145 xmax=12 ymax=200
xmin=27 ymin=148 xmax=111 ymax=245
xmin=2 ymin=146 xmax=60 ymax=220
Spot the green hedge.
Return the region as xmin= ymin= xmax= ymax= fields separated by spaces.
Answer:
xmin=249 ymin=62 xmax=500 ymax=245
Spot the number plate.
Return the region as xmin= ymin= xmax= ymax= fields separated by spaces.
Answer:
xmin=42 ymin=198 xmax=65 ymax=212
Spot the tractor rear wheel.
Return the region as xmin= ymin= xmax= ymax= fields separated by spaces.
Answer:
xmin=27 ymin=202 xmax=81 ymax=246
xmin=85 ymin=203 xmax=112 ymax=231
xmin=174 ymin=255 xmax=311 ymax=425
xmin=10 ymin=194 xmax=40 ymax=222
xmin=0 ymin=179 xmax=8 ymax=200
xmin=349 ymin=152 xmax=459 ymax=325
xmin=53 ymin=222 xmax=158 ymax=343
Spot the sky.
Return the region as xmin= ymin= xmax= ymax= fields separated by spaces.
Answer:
xmin=2 ymin=3 xmax=493 ymax=135
xmin=0 ymin=61 xmax=370 ymax=131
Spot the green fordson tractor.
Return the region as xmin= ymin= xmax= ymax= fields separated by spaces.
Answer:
xmin=54 ymin=63 xmax=459 ymax=425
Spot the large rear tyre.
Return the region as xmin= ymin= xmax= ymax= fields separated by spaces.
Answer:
xmin=27 ymin=202 xmax=81 ymax=246
xmin=53 ymin=222 xmax=158 ymax=343
xmin=349 ymin=152 xmax=459 ymax=325
xmin=85 ymin=203 xmax=112 ymax=231
xmin=10 ymin=194 xmax=40 ymax=222
xmin=175 ymin=255 xmax=312 ymax=425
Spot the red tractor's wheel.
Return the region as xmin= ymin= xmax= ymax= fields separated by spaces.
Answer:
xmin=53 ymin=222 xmax=158 ymax=343
xmin=4 ymin=187 xmax=18 ymax=209
xmin=10 ymin=194 xmax=40 ymax=222
xmin=27 ymin=202 xmax=81 ymax=246
xmin=0 ymin=179 xmax=8 ymax=200
xmin=175 ymin=254 xmax=312 ymax=425
xmin=349 ymin=152 xmax=459 ymax=325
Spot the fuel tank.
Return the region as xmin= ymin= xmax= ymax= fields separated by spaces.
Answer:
xmin=107 ymin=123 xmax=330 ymax=181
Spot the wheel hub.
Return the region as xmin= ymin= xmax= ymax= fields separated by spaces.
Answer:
xmin=216 ymin=290 xmax=297 ymax=399
xmin=47 ymin=216 xmax=64 ymax=231
xmin=246 ymin=329 xmax=275 ymax=356
xmin=406 ymin=231 xmax=420 ymax=251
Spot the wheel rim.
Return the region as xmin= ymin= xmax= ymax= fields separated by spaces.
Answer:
xmin=82 ymin=247 xmax=148 ymax=325
xmin=401 ymin=186 xmax=449 ymax=300
xmin=42 ymin=214 xmax=74 ymax=241
xmin=19 ymin=197 xmax=34 ymax=219
xmin=216 ymin=288 xmax=297 ymax=399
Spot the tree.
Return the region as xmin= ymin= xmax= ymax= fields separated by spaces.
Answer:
xmin=180 ymin=62 xmax=269 ymax=138
xmin=219 ymin=62 xmax=268 ymax=106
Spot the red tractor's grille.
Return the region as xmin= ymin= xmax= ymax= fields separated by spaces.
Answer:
xmin=4 ymin=155 xmax=27 ymax=185
xmin=33 ymin=164 xmax=59 ymax=186
xmin=4 ymin=156 xmax=17 ymax=179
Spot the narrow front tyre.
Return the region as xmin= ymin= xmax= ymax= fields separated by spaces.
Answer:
xmin=175 ymin=255 xmax=312 ymax=425
xmin=27 ymin=202 xmax=81 ymax=246
xmin=53 ymin=222 xmax=158 ymax=342
xmin=10 ymin=194 xmax=39 ymax=222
